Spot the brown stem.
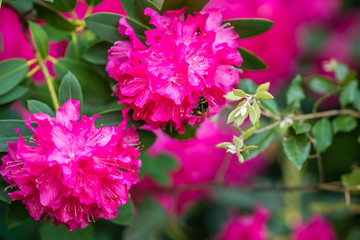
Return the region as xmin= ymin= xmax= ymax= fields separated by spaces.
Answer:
xmin=292 ymin=109 xmax=360 ymax=120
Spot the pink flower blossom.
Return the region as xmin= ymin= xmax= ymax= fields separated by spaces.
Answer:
xmin=0 ymin=99 xmax=141 ymax=230
xmin=106 ymin=8 xmax=242 ymax=132
xmin=293 ymin=215 xmax=336 ymax=240
xmin=217 ymin=207 xmax=269 ymax=240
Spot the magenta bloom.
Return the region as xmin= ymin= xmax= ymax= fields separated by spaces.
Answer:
xmin=217 ymin=207 xmax=269 ymax=240
xmin=0 ymin=99 xmax=141 ymax=230
xmin=106 ymin=7 xmax=242 ymax=132
xmin=293 ymin=215 xmax=336 ymax=240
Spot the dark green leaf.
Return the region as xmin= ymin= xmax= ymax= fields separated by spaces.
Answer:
xmin=6 ymin=201 xmax=30 ymax=229
xmin=85 ymin=0 xmax=104 ymax=6
xmin=0 ymin=120 xmax=33 ymax=152
xmin=134 ymin=0 xmax=160 ymax=26
xmin=29 ymin=21 xmax=49 ymax=58
xmin=0 ymin=86 xmax=27 ymax=105
xmin=312 ymin=118 xmax=332 ymax=153
xmin=307 ymin=75 xmax=337 ymax=94
xmin=0 ymin=181 xmax=11 ymax=204
xmin=42 ymin=0 xmax=76 ymax=12
xmin=0 ymin=59 xmax=29 ymax=96
xmin=34 ymin=3 xmax=75 ymax=31
xmin=283 ymin=133 xmax=310 ymax=170
xmin=27 ymin=99 xmax=55 ymax=117
xmin=239 ymin=79 xmax=257 ymax=94
xmin=5 ymin=0 xmax=34 ymax=12
xmin=286 ymin=74 xmax=305 ymax=108
xmin=163 ymin=123 xmax=197 ymax=140
xmin=94 ymin=109 xmax=124 ymax=127
xmin=110 ymin=199 xmax=134 ymax=226
xmin=120 ymin=0 xmax=141 ymax=21
xmin=82 ymin=41 xmax=112 ymax=65
xmin=243 ymin=128 xmax=276 ymax=160
xmin=43 ymin=24 xmax=71 ymax=42
xmin=225 ymin=18 xmax=273 ymax=39
xmin=332 ymin=115 xmax=357 ymax=133
xmin=354 ymin=90 xmax=360 ymax=112
xmin=58 ymin=72 xmax=83 ymax=110
xmin=54 ymin=58 xmax=111 ymax=102
xmin=138 ymin=129 xmax=156 ymax=151
xmin=85 ymin=13 xmax=128 ymax=43
xmin=126 ymin=18 xmax=148 ymax=43
xmin=140 ymin=153 xmax=178 ymax=186
xmin=124 ymin=199 xmax=168 ymax=240
xmin=160 ymin=0 xmax=209 ymax=15
xmin=40 ymin=223 xmax=94 ymax=240
xmin=292 ymin=120 xmax=311 ymax=134
xmin=339 ymin=80 xmax=358 ymax=107
xmin=342 ymin=168 xmax=360 ymax=193
xmin=260 ymin=98 xmax=280 ymax=114
xmin=238 ymin=47 xmax=267 ymax=70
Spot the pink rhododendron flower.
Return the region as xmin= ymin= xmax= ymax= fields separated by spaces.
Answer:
xmin=135 ymin=119 xmax=266 ymax=214
xmin=293 ymin=215 xmax=336 ymax=240
xmin=106 ymin=7 xmax=242 ymax=132
xmin=0 ymin=99 xmax=141 ymax=230
xmin=217 ymin=207 xmax=269 ymax=240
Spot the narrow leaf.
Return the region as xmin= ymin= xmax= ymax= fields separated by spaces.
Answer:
xmin=58 ymin=72 xmax=83 ymax=107
xmin=238 ymin=48 xmax=267 ymax=70
xmin=256 ymin=82 xmax=270 ymax=93
xmin=29 ymin=21 xmax=49 ymax=58
xmin=312 ymin=118 xmax=332 ymax=153
xmin=120 ymin=0 xmax=141 ymax=21
xmin=283 ymin=133 xmax=310 ymax=170
xmin=0 ymin=59 xmax=29 ymax=96
xmin=27 ymin=100 xmax=55 ymax=117
xmin=286 ymin=74 xmax=305 ymax=108
xmin=34 ymin=3 xmax=75 ymax=31
xmin=225 ymin=18 xmax=273 ymax=39
xmin=332 ymin=115 xmax=357 ymax=133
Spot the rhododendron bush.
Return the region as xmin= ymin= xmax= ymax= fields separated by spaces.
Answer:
xmin=0 ymin=0 xmax=360 ymax=239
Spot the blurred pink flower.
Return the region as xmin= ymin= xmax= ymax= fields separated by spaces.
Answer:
xmin=293 ymin=215 xmax=336 ymax=240
xmin=135 ymin=119 xmax=266 ymax=214
xmin=0 ymin=99 xmax=141 ymax=230
xmin=217 ymin=207 xmax=269 ymax=240
xmin=106 ymin=7 xmax=242 ymax=132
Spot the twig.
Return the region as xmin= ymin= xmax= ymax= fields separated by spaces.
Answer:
xmin=292 ymin=109 xmax=360 ymax=120
xmin=254 ymin=121 xmax=280 ymax=134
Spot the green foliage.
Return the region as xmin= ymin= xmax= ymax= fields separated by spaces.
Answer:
xmin=342 ymin=169 xmax=360 ymax=192
xmin=138 ymin=129 xmax=157 ymax=151
xmin=34 ymin=3 xmax=75 ymax=31
xmin=0 ymin=86 xmax=27 ymax=105
xmin=0 ymin=120 xmax=33 ymax=152
xmin=6 ymin=201 xmax=29 ymax=229
xmin=163 ymin=123 xmax=198 ymax=140
xmin=82 ymin=41 xmax=112 ymax=65
xmin=85 ymin=0 xmax=104 ymax=6
xmin=225 ymin=19 xmax=274 ymax=39
xmin=110 ymin=199 xmax=134 ymax=226
xmin=160 ymin=0 xmax=209 ymax=15
xmin=312 ymin=118 xmax=333 ymax=153
xmin=283 ymin=133 xmax=310 ymax=170
xmin=42 ymin=0 xmax=76 ymax=12
xmin=286 ymin=74 xmax=305 ymax=108
xmin=0 ymin=59 xmax=29 ymax=96
xmin=29 ymin=21 xmax=49 ymax=59
xmin=243 ymin=128 xmax=276 ymax=160
xmin=39 ymin=223 xmax=94 ymax=240
xmin=332 ymin=115 xmax=358 ymax=133
xmin=292 ymin=120 xmax=311 ymax=134
xmin=27 ymin=99 xmax=55 ymax=117
xmin=238 ymin=47 xmax=267 ymax=70
xmin=307 ymin=75 xmax=337 ymax=94
xmin=140 ymin=152 xmax=178 ymax=186
xmin=58 ymin=72 xmax=83 ymax=110
xmin=340 ymin=80 xmax=358 ymax=107
xmin=0 ymin=181 xmax=11 ymax=204
xmin=133 ymin=0 xmax=160 ymax=26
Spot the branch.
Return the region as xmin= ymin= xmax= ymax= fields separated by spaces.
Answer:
xmin=292 ymin=109 xmax=360 ymax=120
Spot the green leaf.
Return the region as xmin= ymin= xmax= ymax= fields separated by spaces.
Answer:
xmin=163 ymin=123 xmax=197 ymax=140
xmin=29 ymin=21 xmax=49 ymax=58
xmin=82 ymin=41 xmax=112 ymax=65
xmin=54 ymin=58 xmax=111 ymax=102
xmin=260 ymin=98 xmax=280 ymax=114
xmin=43 ymin=24 xmax=71 ymax=42
xmin=286 ymin=74 xmax=305 ymax=108
xmin=307 ymin=75 xmax=337 ymax=94
xmin=6 ymin=201 xmax=30 ymax=229
xmin=27 ymin=99 xmax=55 ymax=117
xmin=40 ymin=223 xmax=94 ymax=240
xmin=134 ymin=0 xmax=160 ymax=26
xmin=0 ymin=59 xmax=29 ymax=96
xmin=354 ymin=90 xmax=360 ymax=112
xmin=239 ymin=79 xmax=257 ymax=94
xmin=65 ymin=33 xmax=96 ymax=60
xmin=138 ymin=129 xmax=156 ymax=151
xmin=4 ymin=0 xmax=33 ymax=12
xmin=256 ymin=82 xmax=270 ymax=93
xmin=42 ymin=0 xmax=76 ymax=12
xmin=0 ymin=181 xmax=11 ymax=204
xmin=94 ymin=109 xmax=124 ymax=127
xmin=283 ymin=133 xmax=310 ymax=170
xmin=120 ymin=0 xmax=141 ymax=21
xmin=238 ymin=48 xmax=267 ymax=70
xmin=160 ymin=0 xmax=209 ymax=15
xmin=292 ymin=120 xmax=311 ymax=134
xmin=256 ymin=91 xmax=274 ymax=100
xmin=58 ymin=72 xmax=83 ymax=108
xmin=225 ymin=18 xmax=273 ymax=39
xmin=34 ymin=3 xmax=75 ymax=31
xmin=124 ymin=199 xmax=168 ymax=240
xmin=0 ymin=86 xmax=27 ymax=105
xmin=334 ymin=60 xmax=350 ymax=83
xmin=85 ymin=13 xmax=129 ymax=43
xmin=243 ymin=128 xmax=276 ymax=160
xmin=342 ymin=168 xmax=360 ymax=193
xmin=312 ymin=118 xmax=332 ymax=153
xmin=0 ymin=120 xmax=34 ymax=152
xmin=339 ymin=80 xmax=358 ymax=107
xmin=110 ymin=199 xmax=134 ymax=226
xmin=140 ymin=152 xmax=178 ymax=186
xmin=85 ymin=0 xmax=104 ymax=6
xmin=332 ymin=115 xmax=358 ymax=133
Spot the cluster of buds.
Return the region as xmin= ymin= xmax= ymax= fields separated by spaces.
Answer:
xmin=216 ymin=135 xmax=258 ymax=163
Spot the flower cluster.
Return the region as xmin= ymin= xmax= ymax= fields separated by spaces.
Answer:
xmin=106 ymin=7 xmax=242 ymax=132
xmin=0 ymin=99 xmax=141 ymax=230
